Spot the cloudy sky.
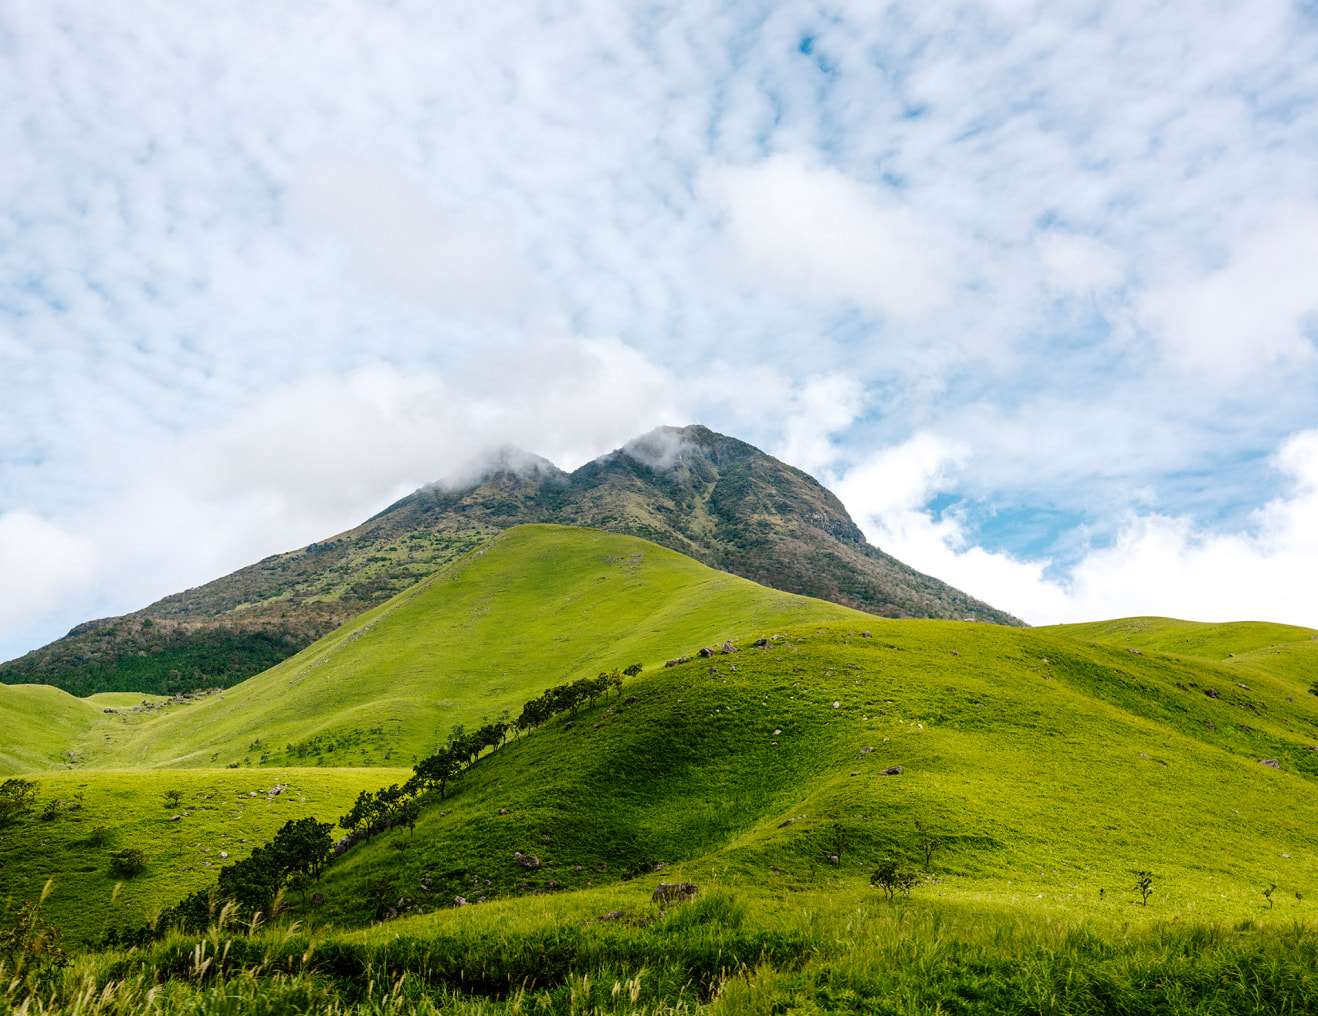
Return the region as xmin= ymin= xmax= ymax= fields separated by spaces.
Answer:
xmin=4 ymin=0 xmax=1318 ymax=661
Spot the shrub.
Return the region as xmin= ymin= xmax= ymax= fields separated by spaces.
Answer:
xmin=109 ymin=848 xmax=148 ymax=878
xmin=0 ymin=778 xmax=38 ymax=826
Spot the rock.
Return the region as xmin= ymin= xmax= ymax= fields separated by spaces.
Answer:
xmin=850 ymin=771 xmax=860 ymax=776
xmin=311 ymin=892 xmax=325 ymax=906
xmin=652 ymin=861 xmax=667 ymax=872
xmin=219 ymin=851 xmax=228 ymax=858
xmin=546 ymin=880 xmax=561 ymax=889
xmin=1127 ymin=648 xmax=1143 ymax=655
xmin=334 ymin=836 xmax=351 ymax=856
xmin=1260 ymin=759 xmax=1281 ymax=769
xmin=720 ymin=641 xmax=738 ymax=654
xmin=754 ymin=638 xmax=769 ymax=647
xmin=861 ymin=631 xmax=872 ymax=638
xmin=625 ymin=696 xmax=638 ymax=705
xmin=950 ymin=650 xmax=960 ymax=657
xmin=565 ymin=721 xmax=574 ymax=730
xmin=664 ymin=657 xmax=691 ymax=667
xmin=1203 ymin=688 xmax=1220 ymax=698
xmin=1203 ymin=721 xmax=1216 ymax=730
xmin=697 ymin=647 xmax=716 ymax=658
xmin=516 ymin=881 xmax=532 ymax=891
xmin=598 ymin=910 xmax=627 ymax=921
xmin=382 ymin=908 xmax=397 ymax=921
xmin=778 ymin=818 xmax=796 ymax=828
xmin=497 ymin=808 xmax=511 ymax=815
xmin=169 ymin=815 xmax=181 ymax=821
xmin=880 ymin=766 xmax=904 ymax=776
xmin=769 ymin=865 xmax=783 ymax=873
xmin=859 ymin=746 xmax=873 ymax=754
xmin=420 ymin=877 xmax=433 ymax=888
xmin=1176 ymin=683 xmax=1188 ymax=691
xmin=453 ymin=896 xmax=469 ymax=907
xmin=1241 ymin=725 xmax=1252 ymax=732
xmin=652 ymin=881 xmax=699 ymax=905
xmin=774 ymin=728 xmax=782 ymax=735
xmin=827 ymin=854 xmax=839 ymax=865
xmin=516 ymin=854 xmax=541 ymax=870
xmin=1237 ymin=683 xmax=1251 ymax=691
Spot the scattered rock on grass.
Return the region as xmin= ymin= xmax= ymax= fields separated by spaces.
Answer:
xmin=880 ymin=766 xmax=904 ymax=776
xmin=652 ymin=882 xmax=699 ymax=905
xmin=1260 ymin=759 xmax=1281 ymax=769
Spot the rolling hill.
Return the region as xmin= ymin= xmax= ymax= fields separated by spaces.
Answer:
xmin=3 ymin=524 xmax=1316 ymax=979
xmin=0 ymin=425 xmax=1021 ymax=697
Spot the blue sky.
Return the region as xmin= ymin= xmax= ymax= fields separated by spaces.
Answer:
xmin=4 ymin=0 xmax=1318 ymax=661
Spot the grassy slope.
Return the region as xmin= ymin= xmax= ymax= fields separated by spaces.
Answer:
xmin=0 ymin=684 xmax=104 ymax=772
xmin=72 ymin=525 xmax=869 ymax=772
xmin=3 ymin=530 xmax=1317 ymax=959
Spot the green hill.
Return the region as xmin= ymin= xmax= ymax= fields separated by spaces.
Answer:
xmin=3 ymin=525 xmax=1317 ymax=988
xmin=0 ymin=425 xmax=1021 ymax=698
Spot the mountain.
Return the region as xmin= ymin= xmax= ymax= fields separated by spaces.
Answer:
xmin=0 ymin=425 xmax=1021 ymax=696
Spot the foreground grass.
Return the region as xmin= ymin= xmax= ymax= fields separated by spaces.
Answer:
xmin=7 ymin=888 xmax=1318 ymax=1015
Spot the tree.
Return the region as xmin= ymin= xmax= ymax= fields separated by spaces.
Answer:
xmin=109 ymin=848 xmax=148 ymax=878
xmin=870 ymin=860 xmax=919 ymax=900
xmin=914 ymin=820 xmax=943 ymax=869
xmin=270 ymin=817 xmax=334 ymax=881
xmin=339 ymin=790 xmax=377 ymax=840
xmin=164 ymin=789 xmax=184 ymax=808
xmin=395 ymin=797 xmax=421 ymax=836
xmin=1263 ymin=883 xmax=1277 ymax=909
xmin=218 ymin=845 xmax=284 ymax=919
xmin=0 ymin=778 xmax=39 ymax=827
xmin=829 ymin=822 xmax=847 ymax=866
xmin=1132 ymin=870 xmax=1154 ymax=905
xmin=413 ymin=749 xmax=458 ymax=799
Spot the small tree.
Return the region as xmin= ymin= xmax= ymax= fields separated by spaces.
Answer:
xmin=395 ymin=797 xmax=421 ymax=836
xmin=271 ymin=817 xmax=334 ymax=881
xmin=109 ymin=848 xmax=148 ymax=878
xmin=164 ymin=789 xmax=184 ymax=808
xmin=870 ymin=859 xmax=919 ymax=900
xmin=829 ymin=822 xmax=846 ymax=866
xmin=1263 ymin=883 xmax=1276 ymax=909
xmin=0 ymin=778 xmax=39 ymax=827
xmin=1132 ymin=870 xmax=1154 ymax=905
xmin=914 ymin=820 xmax=943 ymax=869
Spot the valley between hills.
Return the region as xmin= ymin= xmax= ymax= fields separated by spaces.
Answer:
xmin=1 ymin=440 xmax=1317 ymax=1013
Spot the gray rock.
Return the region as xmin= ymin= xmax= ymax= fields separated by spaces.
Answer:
xmin=652 ymin=881 xmax=699 ymax=905
xmin=453 ymin=896 xmax=469 ymax=906
xmin=1260 ymin=759 xmax=1281 ymax=769
xmin=1203 ymin=688 xmax=1220 ymax=698
xmin=880 ymin=765 xmax=904 ymax=776
xmin=697 ymin=647 xmax=716 ymax=658
xmin=516 ymin=854 xmax=541 ymax=870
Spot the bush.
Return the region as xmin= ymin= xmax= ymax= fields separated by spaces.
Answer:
xmin=0 ymin=778 xmax=38 ymax=826
xmin=109 ymin=848 xmax=148 ymax=878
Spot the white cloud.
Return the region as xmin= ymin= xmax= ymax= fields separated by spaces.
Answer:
xmin=292 ymin=159 xmax=551 ymax=322
xmin=700 ymin=154 xmax=960 ymax=322
xmin=839 ymin=429 xmax=1318 ymax=628
xmin=1140 ymin=207 xmax=1318 ymax=375
xmin=0 ymin=513 xmax=97 ymax=633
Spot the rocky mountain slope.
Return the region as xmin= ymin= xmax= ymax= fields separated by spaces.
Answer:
xmin=0 ymin=425 xmax=1021 ymax=695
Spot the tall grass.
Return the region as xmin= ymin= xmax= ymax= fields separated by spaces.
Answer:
xmin=6 ymin=892 xmax=1318 ymax=1015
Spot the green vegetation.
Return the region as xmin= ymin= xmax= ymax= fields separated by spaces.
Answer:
xmin=3 ymin=425 xmax=1020 ymax=698
xmin=0 ymin=524 xmax=1315 ymax=1012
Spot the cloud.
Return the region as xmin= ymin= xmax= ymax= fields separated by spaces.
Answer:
xmin=292 ymin=159 xmax=551 ymax=322
xmin=838 ymin=429 xmax=1318 ymax=628
xmin=0 ymin=513 xmax=98 ymax=634
xmin=1139 ymin=206 xmax=1318 ymax=376
xmin=700 ymin=154 xmax=960 ymax=322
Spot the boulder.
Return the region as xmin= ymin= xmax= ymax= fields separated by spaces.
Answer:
xmin=697 ymin=647 xmax=716 ymax=658
xmin=720 ymin=641 xmax=738 ymax=654
xmin=652 ymin=881 xmax=699 ymax=905
xmin=1260 ymin=759 xmax=1281 ymax=769
xmin=516 ymin=854 xmax=541 ymax=870
xmin=453 ymin=896 xmax=469 ymax=907
xmin=880 ymin=765 xmax=904 ymax=776
xmin=1203 ymin=688 xmax=1220 ymax=699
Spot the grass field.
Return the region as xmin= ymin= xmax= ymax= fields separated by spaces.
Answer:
xmin=2 ymin=525 xmax=1317 ymax=1013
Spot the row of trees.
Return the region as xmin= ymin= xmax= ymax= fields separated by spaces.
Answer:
xmin=148 ymin=661 xmax=642 ymax=934
xmin=338 ymin=664 xmax=643 ymax=842
xmin=163 ymin=816 xmax=335 ymax=929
